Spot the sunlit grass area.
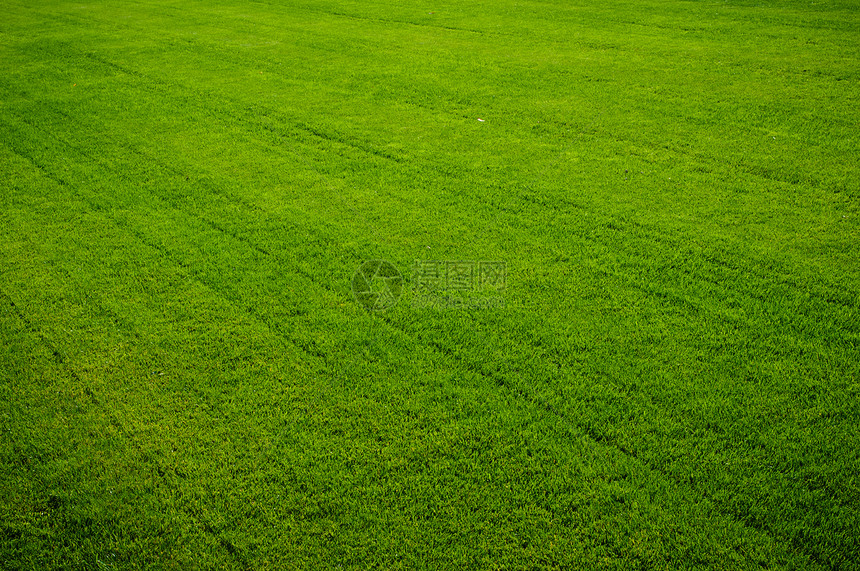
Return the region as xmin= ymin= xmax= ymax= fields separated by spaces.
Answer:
xmin=1 ymin=0 xmax=859 ymax=568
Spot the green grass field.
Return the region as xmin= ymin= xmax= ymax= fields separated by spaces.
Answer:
xmin=2 ymin=0 xmax=859 ymax=568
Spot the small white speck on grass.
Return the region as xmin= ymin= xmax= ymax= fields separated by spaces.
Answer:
xmin=477 ymin=118 xmax=485 ymax=122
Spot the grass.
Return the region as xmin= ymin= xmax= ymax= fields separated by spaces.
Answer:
xmin=1 ymin=0 xmax=859 ymax=568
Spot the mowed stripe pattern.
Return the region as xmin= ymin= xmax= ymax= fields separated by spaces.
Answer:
xmin=1 ymin=0 xmax=858 ymax=568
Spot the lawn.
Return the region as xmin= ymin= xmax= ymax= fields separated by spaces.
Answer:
xmin=1 ymin=0 xmax=858 ymax=568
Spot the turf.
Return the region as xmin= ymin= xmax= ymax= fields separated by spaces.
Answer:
xmin=1 ymin=0 xmax=858 ymax=568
